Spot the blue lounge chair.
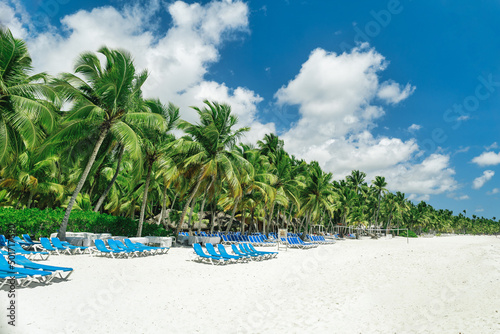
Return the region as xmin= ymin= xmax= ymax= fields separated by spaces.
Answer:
xmin=231 ymin=244 xmax=262 ymax=261
xmin=93 ymin=239 xmax=126 ymax=258
xmin=192 ymin=243 xmax=228 ymax=265
xmin=50 ymin=237 xmax=78 ymax=255
xmin=124 ymin=239 xmax=169 ymax=254
xmin=123 ymin=239 xmax=157 ymax=255
xmin=5 ymin=241 xmax=50 ymax=260
xmin=13 ymin=236 xmax=31 ymax=247
xmin=247 ymin=243 xmax=278 ymax=258
xmin=52 ymin=237 xmax=87 ymax=254
xmin=107 ymin=239 xmax=136 ymax=258
xmin=217 ymin=244 xmax=250 ymax=262
xmin=40 ymin=238 xmax=60 ymax=255
xmin=242 ymin=243 xmax=272 ymax=259
xmin=12 ymin=255 xmax=73 ymax=280
xmin=114 ymin=240 xmax=145 ymax=256
xmin=205 ymin=243 xmax=240 ymax=263
xmin=23 ymin=234 xmax=41 ymax=245
xmin=0 ymin=255 xmax=54 ymax=284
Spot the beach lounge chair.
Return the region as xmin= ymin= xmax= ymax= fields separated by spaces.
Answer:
xmin=192 ymin=243 xmax=228 ymax=265
xmin=107 ymin=239 xmax=136 ymax=258
xmin=205 ymin=243 xmax=241 ymax=263
xmin=40 ymin=238 xmax=61 ymax=255
xmin=47 ymin=238 xmax=73 ymax=255
xmin=51 ymin=237 xmax=83 ymax=254
xmin=93 ymin=239 xmax=126 ymax=258
xmin=217 ymin=244 xmax=251 ymax=262
xmin=124 ymin=239 xmax=169 ymax=255
xmin=0 ymin=255 xmax=54 ymax=284
xmin=247 ymin=243 xmax=278 ymax=258
xmin=114 ymin=240 xmax=145 ymax=256
xmin=233 ymin=244 xmax=264 ymax=260
xmin=5 ymin=241 xmax=50 ymax=260
xmin=23 ymin=234 xmax=41 ymax=245
xmin=12 ymin=255 xmax=73 ymax=280
xmin=242 ymin=243 xmax=272 ymax=259
xmin=13 ymin=236 xmax=31 ymax=247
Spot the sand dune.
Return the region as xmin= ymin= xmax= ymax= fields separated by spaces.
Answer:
xmin=2 ymin=235 xmax=499 ymax=334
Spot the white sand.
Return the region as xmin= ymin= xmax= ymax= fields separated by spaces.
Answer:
xmin=2 ymin=235 xmax=500 ymax=334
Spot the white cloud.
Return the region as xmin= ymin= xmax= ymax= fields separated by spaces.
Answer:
xmin=3 ymin=0 xmax=272 ymax=140
xmin=485 ymin=142 xmax=498 ymax=150
xmin=408 ymin=124 xmax=421 ymax=131
xmin=475 ymin=208 xmax=484 ymax=213
xmin=0 ymin=1 xmax=27 ymax=38
xmin=472 ymin=151 xmax=500 ymax=166
xmin=487 ymin=188 xmax=499 ymax=195
xmin=275 ymin=44 xmax=456 ymax=197
xmin=472 ymin=170 xmax=495 ymax=189
xmin=377 ymin=80 xmax=416 ymax=104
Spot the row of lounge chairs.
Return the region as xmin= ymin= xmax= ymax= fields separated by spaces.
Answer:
xmin=0 ymin=242 xmax=73 ymax=288
xmin=220 ymin=234 xmax=276 ymax=246
xmin=280 ymin=237 xmax=318 ymax=249
xmin=193 ymin=243 xmax=278 ymax=265
xmin=307 ymin=235 xmax=336 ymax=244
xmin=91 ymin=239 xmax=169 ymax=258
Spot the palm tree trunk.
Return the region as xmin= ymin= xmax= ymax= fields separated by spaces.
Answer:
xmin=94 ymin=144 xmax=124 ymax=212
xmin=264 ymin=200 xmax=276 ymax=236
xmin=187 ymin=198 xmax=197 ymax=234
xmin=374 ymin=192 xmax=381 ymax=227
xmin=27 ymin=190 xmax=34 ymax=209
xmin=197 ymin=177 xmax=214 ymax=233
xmin=225 ymin=197 xmax=240 ymax=233
xmin=137 ymin=161 xmax=153 ymax=237
xmin=58 ymin=127 xmax=109 ymax=240
xmin=175 ymin=176 xmax=203 ymax=237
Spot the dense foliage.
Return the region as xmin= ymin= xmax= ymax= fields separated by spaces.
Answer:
xmin=0 ymin=207 xmax=168 ymax=239
xmin=0 ymin=28 xmax=498 ymax=238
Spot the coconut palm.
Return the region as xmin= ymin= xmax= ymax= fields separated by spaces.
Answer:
xmin=172 ymin=100 xmax=250 ymax=237
xmin=372 ymin=176 xmax=388 ymax=227
xmin=47 ymin=47 xmax=164 ymax=240
xmin=136 ymin=100 xmax=179 ymax=237
xmin=0 ymin=28 xmax=58 ymax=165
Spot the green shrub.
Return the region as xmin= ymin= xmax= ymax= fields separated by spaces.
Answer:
xmin=0 ymin=208 xmax=171 ymax=238
xmin=399 ymin=230 xmax=418 ymax=238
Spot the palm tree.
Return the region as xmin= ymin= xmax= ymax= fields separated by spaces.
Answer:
xmin=48 ymin=47 xmax=164 ymax=240
xmin=372 ymin=176 xmax=387 ymax=227
xmin=298 ymin=161 xmax=334 ymax=239
xmin=136 ymin=100 xmax=179 ymax=237
xmin=0 ymin=28 xmax=58 ymax=165
xmin=173 ymin=100 xmax=250 ymax=237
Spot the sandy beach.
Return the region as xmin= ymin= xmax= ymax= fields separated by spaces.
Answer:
xmin=2 ymin=235 xmax=500 ymax=334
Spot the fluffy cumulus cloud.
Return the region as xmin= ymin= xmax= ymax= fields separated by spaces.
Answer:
xmin=472 ymin=170 xmax=495 ymax=189
xmin=377 ymin=80 xmax=416 ymax=104
xmin=276 ymin=44 xmax=455 ymax=197
xmin=2 ymin=0 xmax=271 ymax=143
xmin=472 ymin=151 xmax=500 ymax=166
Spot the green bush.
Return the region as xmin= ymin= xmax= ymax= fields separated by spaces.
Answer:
xmin=399 ymin=230 xmax=418 ymax=238
xmin=0 ymin=208 xmax=171 ymax=238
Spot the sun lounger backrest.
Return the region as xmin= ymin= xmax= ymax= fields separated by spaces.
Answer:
xmin=40 ymin=238 xmax=56 ymax=250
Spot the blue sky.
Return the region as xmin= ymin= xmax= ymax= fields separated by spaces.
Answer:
xmin=2 ymin=0 xmax=499 ymax=219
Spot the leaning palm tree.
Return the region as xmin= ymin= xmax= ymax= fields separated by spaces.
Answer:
xmin=47 ymin=47 xmax=164 ymax=240
xmin=0 ymin=28 xmax=58 ymax=165
xmin=172 ymin=100 xmax=250 ymax=237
